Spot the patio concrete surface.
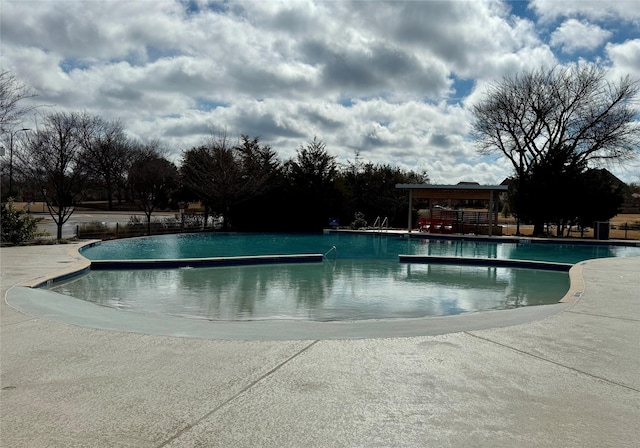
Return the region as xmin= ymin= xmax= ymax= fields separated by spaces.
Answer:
xmin=1 ymin=243 xmax=639 ymax=447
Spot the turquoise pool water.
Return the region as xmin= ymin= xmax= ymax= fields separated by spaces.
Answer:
xmin=50 ymin=233 xmax=638 ymax=321
xmin=80 ymin=232 xmax=640 ymax=265
xmin=53 ymin=261 xmax=569 ymax=321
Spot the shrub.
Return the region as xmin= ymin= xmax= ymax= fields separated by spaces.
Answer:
xmin=350 ymin=211 xmax=368 ymax=230
xmin=1 ymin=199 xmax=42 ymax=245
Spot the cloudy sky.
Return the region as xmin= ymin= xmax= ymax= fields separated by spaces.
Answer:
xmin=2 ymin=0 xmax=640 ymax=184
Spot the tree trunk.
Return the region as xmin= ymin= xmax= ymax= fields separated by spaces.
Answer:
xmin=146 ymin=211 xmax=152 ymax=235
xmin=203 ymin=204 xmax=210 ymax=230
xmin=56 ymin=209 xmax=64 ymax=241
xmin=532 ymin=222 xmax=545 ymax=236
xmin=556 ymin=220 xmax=563 ymax=237
xmin=107 ymin=189 xmax=113 ymax=210
xmin=105 ymin=173 xmax=114 ymax=210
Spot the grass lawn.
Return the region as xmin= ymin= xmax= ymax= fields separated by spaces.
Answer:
xmin=497 ymin=214 xmax=640 ymax=240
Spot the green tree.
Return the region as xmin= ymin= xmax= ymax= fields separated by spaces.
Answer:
xmin=339 ymin=156 xmax=429 ymax=228
xmin=230 ymin=135 xmax=281 ymax=230
xmin=284 ymin=137 xmax=339 ymax=231
xmin=511 ymin=145 xmax=586 ymax=236
xmin=573 ymin=169 xmax=624 ymax=235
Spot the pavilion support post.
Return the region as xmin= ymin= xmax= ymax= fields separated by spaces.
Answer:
xmin=407 ymin=189 xmax=413 ymax=233
xmin=488 ymin=191 xmax=494 ymax=237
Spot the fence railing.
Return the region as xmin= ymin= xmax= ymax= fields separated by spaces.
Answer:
xmin=76 ymin=214 xmax=220 ymax=240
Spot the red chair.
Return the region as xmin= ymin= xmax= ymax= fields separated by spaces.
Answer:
xmin=418 ymin=218 xmax=430 ymax=232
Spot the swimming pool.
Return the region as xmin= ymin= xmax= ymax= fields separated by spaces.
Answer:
xmin=80 ymin=232 xmax=640 ymax=264
xmin=46 ymin=233 xmax=640 ymax=322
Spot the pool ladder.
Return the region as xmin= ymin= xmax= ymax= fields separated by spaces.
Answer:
xmin=372 ymin=216 xmax=389 ymax=232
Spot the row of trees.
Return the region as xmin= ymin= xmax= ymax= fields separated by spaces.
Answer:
xmin=2 ymin=111 xmax=166 ymax=239
xmin=2 ymin=63 xmax=639 ymax=241
xmin=180 ymin=135 xmax=429 ymax=232
xmin=2 ymin=107 xmax=428 ymax=239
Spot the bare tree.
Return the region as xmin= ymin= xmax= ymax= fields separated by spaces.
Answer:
xmin=18 ymin=112 xmax=88 ymax=240
xmin=472 ymin=63 xmax=640 ymax=235
xmin=472 ymin=64 xmax=640 ymax=172
xmin=128 ymin=146 xmax=178 ymax=235
xmin=0 ymin=71 xmax=36 ymax=134
xmin=77 ymin=113 xmax=131 ymax=210
xmin=180 ymin=134 xmax=278 ymax=229
xmin=0 ymin=71 xmax=36 ymax=201
xmin=0 ymin=128 xmax=31 ymax=199
xmin=180 ymin=134 xmax=237 ymax=223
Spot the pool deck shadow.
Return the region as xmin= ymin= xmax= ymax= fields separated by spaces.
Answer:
xmin=1 ymin=242 xmax=639 ymax=447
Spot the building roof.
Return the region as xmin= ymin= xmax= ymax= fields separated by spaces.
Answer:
xmin=396 ymin=184 xmax=508 ymax=191
xmin=395 ymin=183 xmax=508 ymax=200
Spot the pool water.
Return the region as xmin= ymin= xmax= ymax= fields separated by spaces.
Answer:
xmin=80 ymin=232 xmax=640 ymax=264
xmin=51 ymin=233 xmax=639 ymax=322
xmin=52 ymin=260 xmax=569 ymax=321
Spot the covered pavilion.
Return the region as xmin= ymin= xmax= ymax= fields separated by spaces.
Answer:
xmin=395 ymin=183 xmax=509 ymax=236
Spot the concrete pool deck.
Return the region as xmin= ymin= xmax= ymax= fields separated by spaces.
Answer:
xmin=1 ymin=243 xmax=639 ymax=447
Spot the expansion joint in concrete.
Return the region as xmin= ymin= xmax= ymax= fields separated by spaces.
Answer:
xmin=565 ymin=310 xmax=640 ymax=322
xmin=155 ymin=339 xmax=320 ymax=447
xmin=464 ymin=332 xmax=640 ymax=394
xmin=0 ymin=316 xmax=38 ymax=328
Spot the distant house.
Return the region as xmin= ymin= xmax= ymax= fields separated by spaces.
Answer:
xmin=593 ymin=169 xmax=637 ymax=213
xmin=451 ymin=181 xmax=483 ymax=208
xmin=500 ymin=169 xmax=638 ymax=213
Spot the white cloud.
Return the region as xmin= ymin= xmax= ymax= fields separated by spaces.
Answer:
xmin=550 ymin=19 xmax=612 ymax=53
xmin=2 ymin=1 xmax=190 ymax=62
xmin=531 ymin=0 xmax=640 ymax=22
xmin=1 ymin=0 xmax=638 ymax=184
xmin=606 ymin=39 xmax=640 ymax=75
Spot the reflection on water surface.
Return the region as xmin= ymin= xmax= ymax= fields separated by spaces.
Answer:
xmin=65 ymin=233 xmax=639 ymax=321
xmin=52 ymin=260 xmax=569 ymax=321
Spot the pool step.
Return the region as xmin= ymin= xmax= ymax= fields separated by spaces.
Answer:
xmin=398 ymin=255 xmax=572 ymax=271
xmin=91 ymin=254 xmax=324 ymax=270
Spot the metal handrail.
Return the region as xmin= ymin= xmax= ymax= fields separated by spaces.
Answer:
xmin=323 ymin=245 xmax=337 ymax=260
